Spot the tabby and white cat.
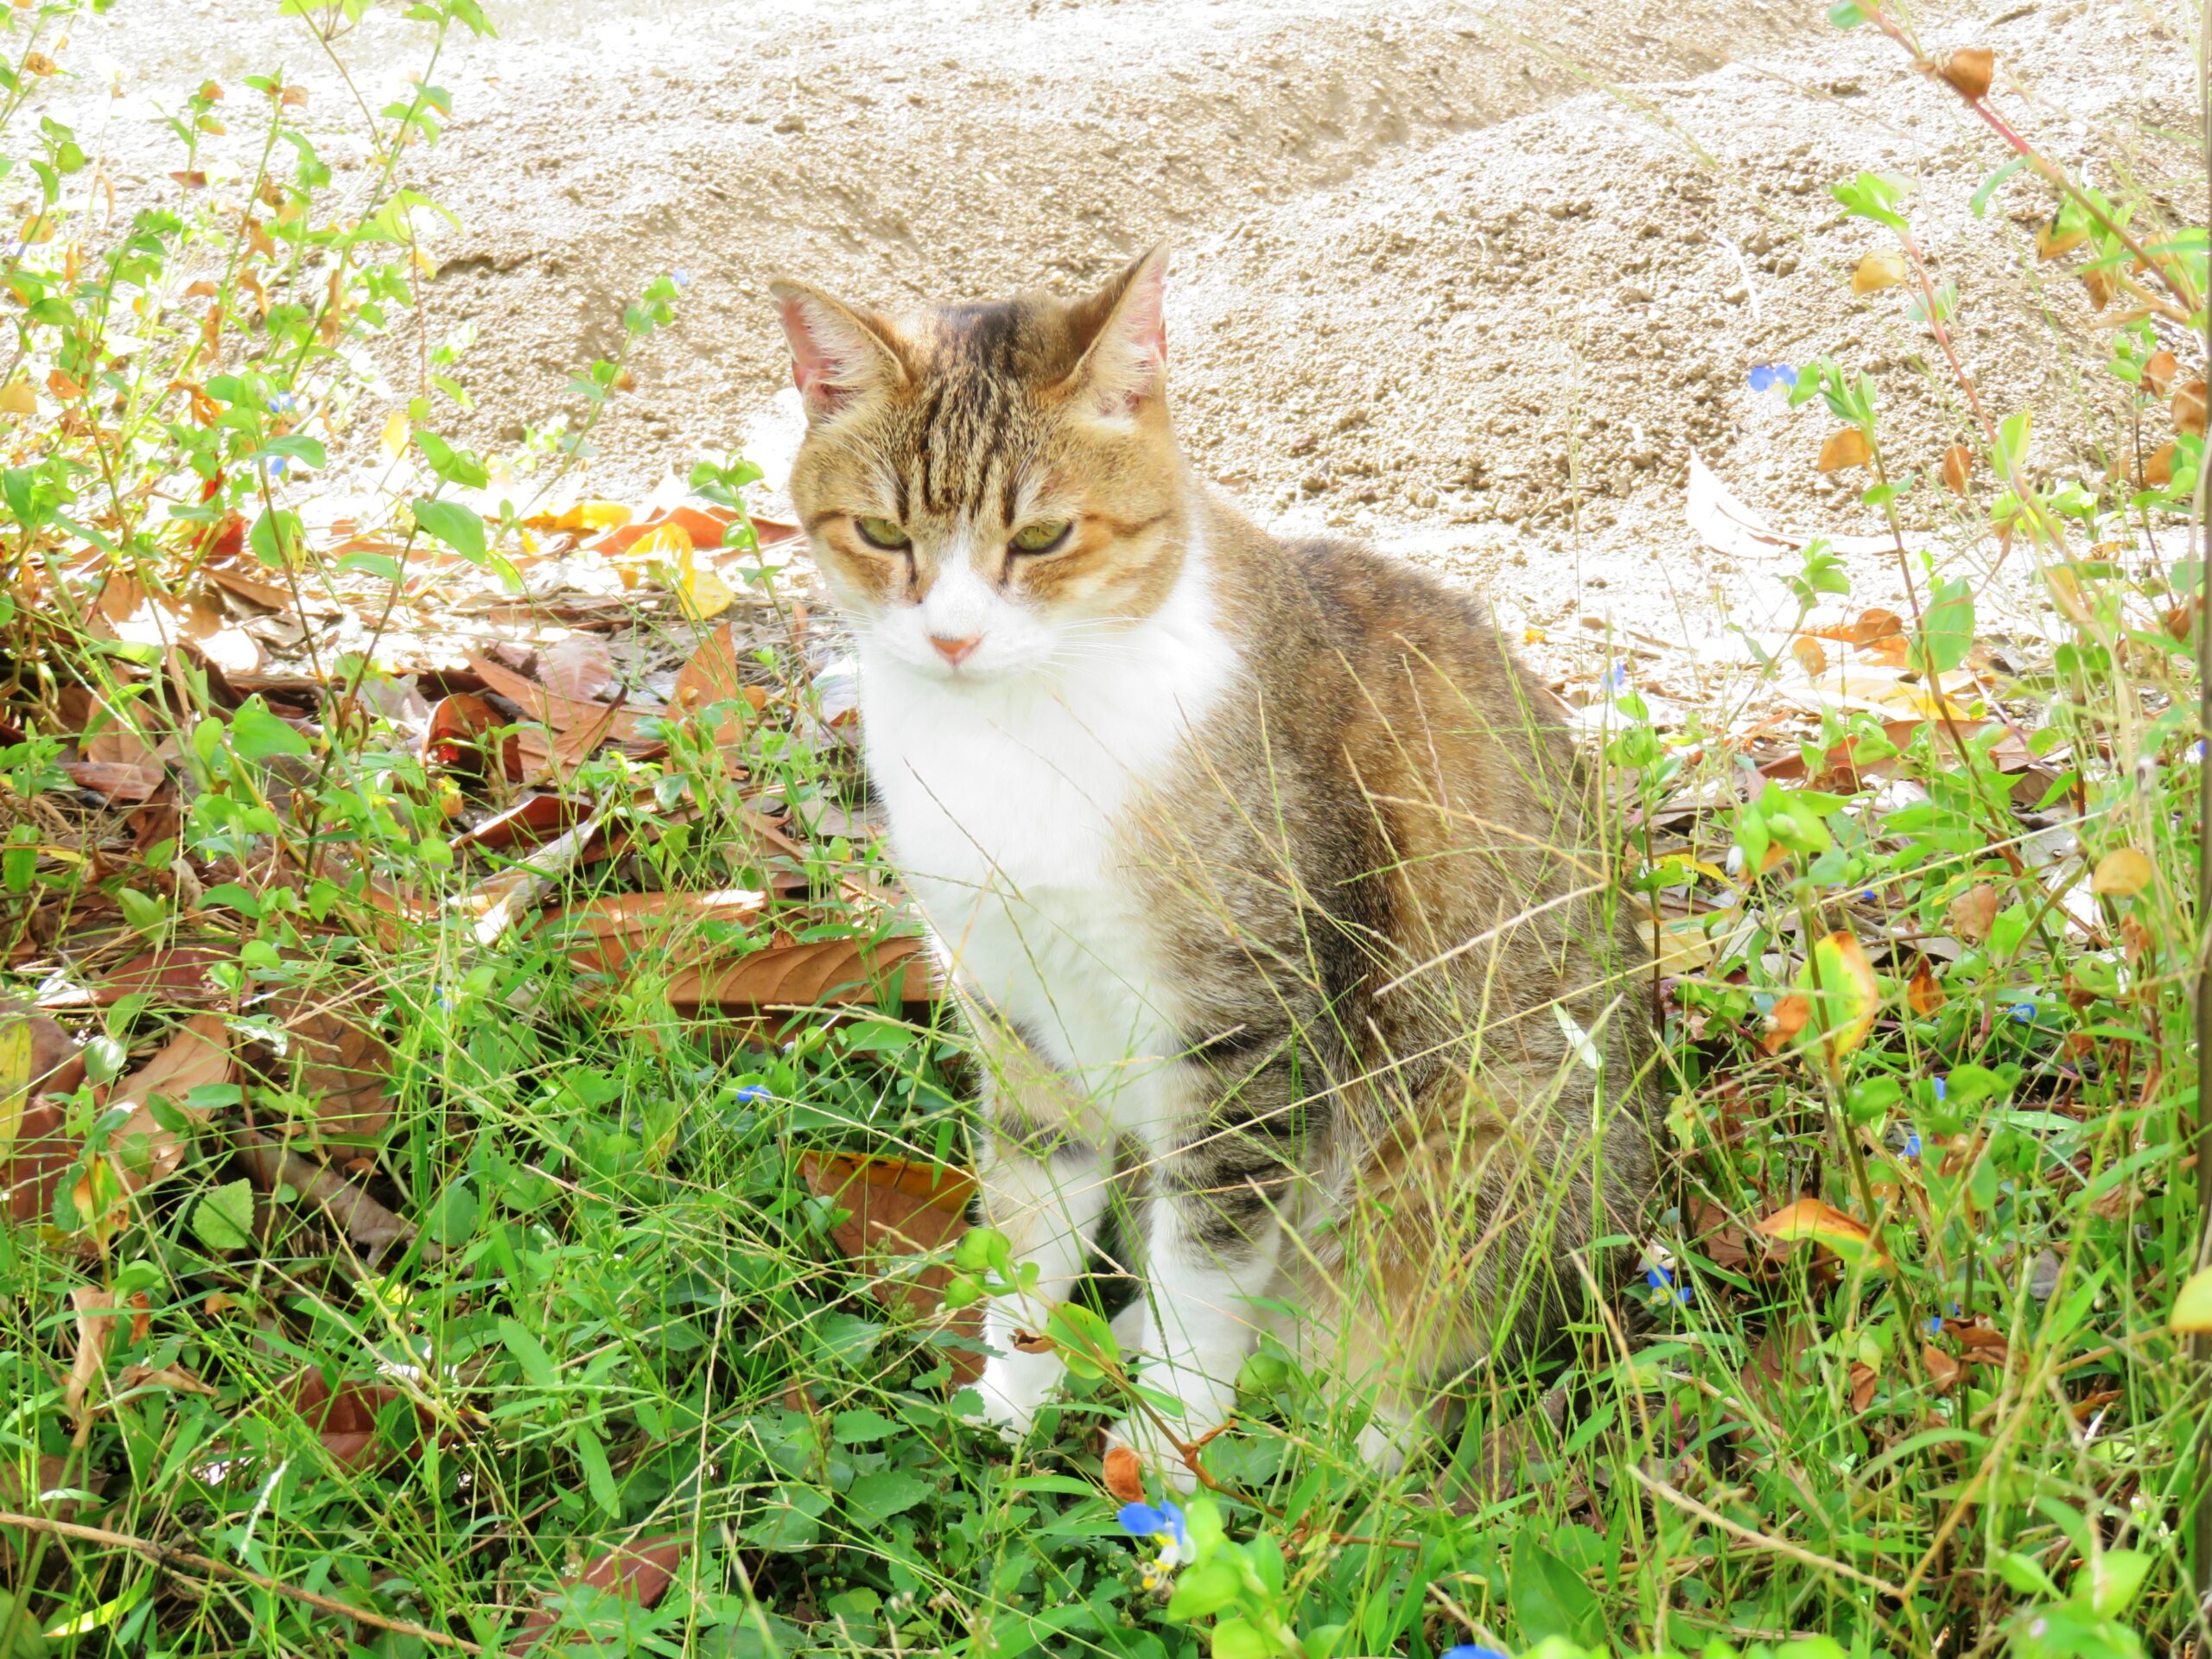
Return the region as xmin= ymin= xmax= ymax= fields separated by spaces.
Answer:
xmin=772 ymin=248 xmax=1658 ymax=1486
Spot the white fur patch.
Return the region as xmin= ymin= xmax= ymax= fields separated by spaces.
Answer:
xmin=857 ymin=544 xmax=1237 ymax=1135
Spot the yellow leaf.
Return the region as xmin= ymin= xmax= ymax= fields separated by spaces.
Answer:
xmin=0 ymin=378 xmax=34 ymax=416
xmin=2036 ymin=220 xmax=2088 ymax=262
xmin=2172 ymin=1264 xmax=2212 ymax=1333
xmin=552 ymin=500 xmax=633 ymax=533
xmin=1755 ymin=1196 xmax=1891 ymax=1269
xmin=0 ymin=1020 xmax=29 ymax=1149
xmin=380 ymin=409 xmax=410 ymax=459
xmin=1937 ymin=45 xmax=1993 ymax=101
xmin=2091 ymin=847 xmax=2154 ymax=898
xmin=1817 ymin=429 xmax=1871 ymax=472
xmin=1851 ymin=251 xmax=1907 ymax=295
xmin=626 ymin=524 xmax=694 ymax=563
xmin=1795 ymin=931 xmax=1878 ymax=1061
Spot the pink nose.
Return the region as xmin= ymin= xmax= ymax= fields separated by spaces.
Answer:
xmin=931 ymin=634 xmax=982 ymax=666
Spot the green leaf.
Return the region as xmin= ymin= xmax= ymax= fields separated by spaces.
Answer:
xmin=497 ymin=1316 xmax=559 ymax=1389
xmin=426 ymin=1181 xmax=479 ymax=1246
xmin=1919 ymin=575 xmax=1974 ymax=673
xmin=1826 ymin=0 xmax=1866 ymax=23
xmin=1164 ymin=1556 xmax=1243 ymax=1620
xmin=410 ymin=497 xmax=486 ymax=563
xmin=1971 ymin=156 xmax=2028 ymax=219
xmin=229 ymin=697 xmax=312 ymax=762
xmin=1210 ymin=1618 xmax=1271 ymax=1659
xmin=573 ymin=1424 xmax=620 ymax=1517
xmin=845 ymin=1469 xmax=931 ymax=1522
xmin=1509 ymin=1544 xmax=1603 ymax=1645
xmin=830 ymin=1408 xmax=899 ymax=1444
xmin=255 ymin=434 xmax=327 ymax=469
xmin=248 ymin=507 xmax=303 ymax=569
xmin=190 ymin=1178 xmax=256 ymax=1253
xmin=0 ymin=1587 xmax=48 ymax=1659
xmin=339 ymin=550 xmax=405 ymax=583
xmin=2082 ymin=1548 xmax=2152 ymax=1618
xmin=414 ymin=429 xmax=489 ymax=489
xmin=1045 ymin=1300 xmax=1119 ymax=1380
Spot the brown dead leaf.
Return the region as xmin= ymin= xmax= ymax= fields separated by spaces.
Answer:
xmin=2091 ymin=847 xmax=2155 ymax=898
xmin=1816 ymin=429 xmax=1870 ymax=473
xmin=454 ymin=792 xmax=592 ymax=852
xmin=1010 ymin=1328 xmax=1055 ymax=1355
xmin=2081 ymin=266 xmax=2116 ymax=312
xmin=1851 ymin=251 xmax=1906 ymax=295
xmin=2173 ymin=379 xmax=2207 ymax=437
xmin=1761 ymin=994 xmax=1811 ymax=1055
xmin=467 ymin=651 xmax=656 ymax=741
xmin=423 ymin=691 xmax=524 ymax=783
xmin=269 ymin=985 xmax=393 ymax=1141
xmin=1846 ymin=1360 xmax=1877 ymax=1414
xmin=1103 ymin=1443 xmax=1146 ymax=1504
xmin=2036 ymin=219 xmax=2088 ymax=262
xmin=117 ymin=1362 xmax=218 ymax=1396
xmin=799 ymin=1150 xmax=982 ymax=1382
xmin=1907 ymin=960 xmax=1946 ymax=1017
xmin=3 ymin=1101 xmax=77 ymax=1226
xmin=541 ymin=889 xmax=768 ymax=975
xmin=664 ymin=933 xmax=936 ymax=1013
xmin=2144 ymin=350 xmax=2179 ymax=397
xmin=102 ymin=1014 xmax=234 ymax=1197
xmin=1754 ymin=1195 xmax=1890 ymax=1268
xmin=507 ymin=1536 xmax=690 ymax=1656
xmin=66 ymin=1287 xmax=119 ymax=1421
xmin=1946 ymin=883 xmax=1999 ymax=945
xmin=285 ymin=1369 xmax=433 ymax=1471
xmin=1941 ymin=444 xmax=1974 ymax=495
xmin=1789 ymin=636 xmax=1827 ymax=677
xmin=1922 ymin=1344 xmax=1961 ymax=1392
xmin=535 ymin=634 xmax=619 ymax=704
xmin=2145 ymin=442 xmax=2175 ymax=487
xmin=235 ymin=1128 xmax=425 ymax=1263
xmin=63 ymin=760 xmax=165 ymax=800
xmin=1937 ymin=45 xmax=1993 ymax=99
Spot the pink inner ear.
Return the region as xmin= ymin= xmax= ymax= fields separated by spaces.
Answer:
xmin=778 ymin=298 xmax=842 ymax=404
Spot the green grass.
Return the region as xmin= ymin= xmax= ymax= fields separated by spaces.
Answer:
xmin=0 ymin=2 xmax=2207 ymax=1657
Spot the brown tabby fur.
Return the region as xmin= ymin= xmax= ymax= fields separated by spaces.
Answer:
xmin=777 ymin=248 xmax=1660 ymax=1444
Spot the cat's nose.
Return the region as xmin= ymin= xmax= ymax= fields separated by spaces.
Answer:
xmin=930 ymin=634 xmax=982 ymax=666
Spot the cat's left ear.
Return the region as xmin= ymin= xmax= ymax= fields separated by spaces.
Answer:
xmin=770 ymin=280 xmax=909 ymax=421
xmin=1062 ymin=244 xmax=1169 ymax=419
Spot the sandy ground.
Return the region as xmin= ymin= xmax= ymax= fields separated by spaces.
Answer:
xmin=42 ymin=0 xmax=2205 ymax=692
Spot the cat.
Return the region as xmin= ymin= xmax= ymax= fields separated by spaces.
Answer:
xmin=771 ymin=246 xmax=1659 ymax=1489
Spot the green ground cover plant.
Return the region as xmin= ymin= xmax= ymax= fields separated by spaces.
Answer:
xmin=0 ymin=2 xmax=2205 ymax=1656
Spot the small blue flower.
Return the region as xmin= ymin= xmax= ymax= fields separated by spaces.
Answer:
xmin=265 ymin=455 xmax=288 ymax=478
xmin=1933 ymin=1076 xmax=1947 ymax=1101
xmin=730 ymin=1083 xmax=771 ymax=1105
xmin=1604 ymin=662 xmax=1630 ymax=692
xmin=1643 ymin=1262 xmax=1691 ymax=1306
xmin=269 ymin=391 xmax=296 ymax=412
xmin=1117 ymin=1502 xmax=1188 ymax=1552
xmin=672 ymin=268 xmax=692 ymax=287
xmin=1747 ymin=363 xmax=1797 ymax=394
xmin=1442 ymin=1646 xmax=1513 ymax=1659
xmin=1860 ymin=888 xmax=1878 ymax=902
xmin=1928 ymin=1314 xmax=1944 ymax=1334
xmin=2010 ymin=1002 xmax=2034 ymax=1024
xmin=1903 ymin=1132 xmax=1922 ymax=1160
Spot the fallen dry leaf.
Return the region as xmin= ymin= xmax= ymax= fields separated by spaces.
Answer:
xmin=1816 ymin=429 xmax=1871 ymax=472
xmin=1922 ymin=1344 xmax=1961 ymax=1391
xmin=235 ymin=1128 xmax=426 ymax=1263
xmin=423 ymin=691 xmax=524 ymax=783
xmin=66 ymin=1286 xmax=119 ymax=1421
xmin=3 ymin=1101 xmax=77 ymax=1226
xmin=535 ymin=633 xmax=620 ymax=703
xmin=269 ymin=985 xmax=394 ymax=1141
xmin=2176 ymin=380 xmax=2209 ymax=437
xmin=1946 ymin=883 xmax=1999 ymax=945
xmin=101 ymin=1014 xmax=234 ymax=1198
xmin=2091 ymin=847 xmax=2155 ymax=899
xmin=507 ymin=1536 xmax=690 ymax=1656
xmin=1941 ymin=444 xmax=1974 ymax=495
xmin=1761 ymin=993 xmax=1811 ymax=1056
xmin=2144 ymin=350 xmax=2179 ymax=397
xmin=662 ymin=933 xmax=935 ymax=1014
xmin=1103 ymin=1444 xmax=1146 ymax=1504
xmin=467 ymin=651 xmax=656 ymax=742
xmin=798 ymin=1150 xmax=982 ymax=1382
xmin=1847 ymin=1360 xmax=1877 ymax=1414
xmin=1851 ymin=250 xmax=1906 ymax=295
xmin=1755 ymin=1196 xmax=1891 ymax=1269
xmin=1936 ymin=44 xmax=1993 ymax=100
xmin=285 ymin=1369 xmax=434 ymax=1471
xmin=542 ymin=889 xmax=768 ymax=975
xmin=1907 ymin=960 xmax=1946 ymax=1017
xmin=454 ymin=792 xmax=594 ymax=852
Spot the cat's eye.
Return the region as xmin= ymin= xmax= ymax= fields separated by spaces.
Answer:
xmin=1009 ymin=519 xmax=1072 ymax=556
xmin=854 ymin=515 xmax=911 ymax=550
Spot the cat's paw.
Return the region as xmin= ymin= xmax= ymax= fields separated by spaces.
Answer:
xmin=967 ymin=1349 xmax=1066 ymax=1440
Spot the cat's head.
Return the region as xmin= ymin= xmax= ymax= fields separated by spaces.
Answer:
xmin=771 ymin=248 xmax=1189 ymax=682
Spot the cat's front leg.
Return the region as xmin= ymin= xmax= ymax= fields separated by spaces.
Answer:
xmin=1107 ymin=1141 xmax=1294 ymax=1492
xmin=970 ymin=1126 xmax=1110 ymax=1435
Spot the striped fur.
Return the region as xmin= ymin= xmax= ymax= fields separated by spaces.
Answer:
xmin=775 ymin=250 xmax=1661 ymax=1485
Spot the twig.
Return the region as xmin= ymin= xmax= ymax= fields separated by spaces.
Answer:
xmin=0 ymin=1511 xmax=483 ymax=1653
xmin=1625 ymin=1466 xmax=1910 ymax=1603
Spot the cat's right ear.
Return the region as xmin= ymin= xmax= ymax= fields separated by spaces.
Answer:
xmin=770 ymin=281 xmax=908 ymax=420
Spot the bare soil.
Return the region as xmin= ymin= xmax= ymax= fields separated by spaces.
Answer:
xmin=55 ymin=0 xmax=2202 ymax=689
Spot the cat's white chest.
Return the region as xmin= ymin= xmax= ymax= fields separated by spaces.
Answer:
xmin=856 ymin=579 xmax=1236 ymax=1112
